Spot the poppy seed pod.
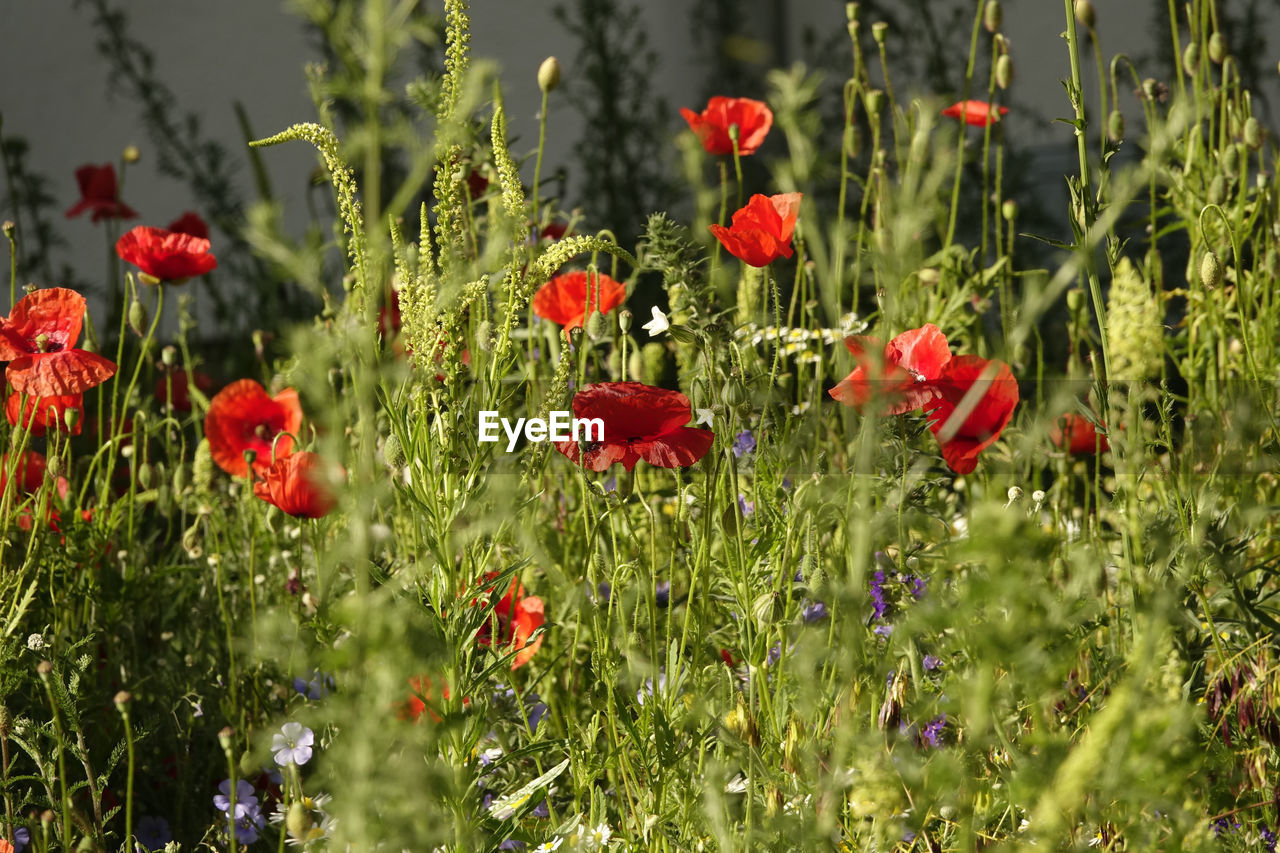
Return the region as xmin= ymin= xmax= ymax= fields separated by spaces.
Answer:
xmin=1182 ymin=42 xmax=1200 ymax=76
xmin=1073 ymin=0 xmax=1095 ymax=29
xmin=1107 ymin=110 xmax=1125 ymax=142
xmin=871 ymin=21 xmax=888 ymax=44
xmin=537 ymin=57 xmax=561 ymax=94
xmin=1208 ymin=32 xmax=1227 ymax=64
xmin=983 ymin=0 xmax=1002 ymax=33
xmin=1200 ymin=250 xmax=1224 ymax=289
xmin=995 ymin=54 xmax=1014 ymax=90
xmin=865 ymin=89 xmax=885 ymax=116
xmin=1001 ymin=199 xmax=1018 ymax=221
xmin=846 ymin=2 xmax=859 ymax=23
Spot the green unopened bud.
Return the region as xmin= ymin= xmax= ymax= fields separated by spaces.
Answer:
xmin=1208 ymin=32 xmax=1227 ymax=64
xmin=1073 ymin=0 xmax=1095 ymax=29
xmin=1200 ymin=250 xmax=1224 ymax=289
xmin=172 ymin=464 xmax=188 ymax=495
xmin=995 ymin=54 xmax=1014 ymax=90
xmin=137 ymin=463 xmax=153 ymax=490
xmin=122 ymin=145 xmax=141 ymax=164
xmin=585 ymin=310 xmax=607 ymax=341
xmin=81 ymin=336 xmax=98 ymax=355
xmin=1222 ymin=144 xmax=1240 ymax=178
xmin=128 ymin=298 xmax=148 ymax=337
xmin=865 ymin=89 xmax=885 ymax=116
xmin=1207 ymin=174 xmax=1227 ymax=206
xmin=1182 ymin=42 xmax=1200 ymax=76
xmin=537 ymin=56 xmax=561 ymax=94
xmin=161 ymin=345 xmax=178 ymax=367
xmin=217 ymin=726 xmax=234 ymax=752
xmin=845 ymin=2 xmax=859 ymax=23
xmin=1065 ymin=288 xmax=1085 ymax=313
xmin=1001 ymin=199 xmax=1018 ymax=221
xmin=983 ymin=0 xmax=1002 ymax=33
xmin=618 ymin=309 xmax=632 ymax=334
xmin=287 ymin=802 xmax=314 ymax=840
xmin=242 ymin=448 xmax=257 ymax=472
xmin=640 ymin=342 xmax=668 ymax=386
xmin=871 ymin=21 xmax=888 ymax=44
xmin=475 ymin=319 xmax=492 ymax=352
xmin=1107 ymin=110 xmax=1125 ymax=142
xmin=62 ymin=407 xmax=79 ymax=434
xmin=1243 ymin=116 xmax=1264 ymax=150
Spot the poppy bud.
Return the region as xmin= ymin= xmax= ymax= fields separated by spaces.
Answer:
xmin=287 ymin=801 xmax=314 ymax=840
xmin=1182 ymin=42 xmax=1200 ymax=76
xmin=1221 ymin=144 xmax=1240 ymax=178
xmin=1073 ymin=0 xmax=1095 ymax=30
xmin=983 ymin=0 xmax=1002 ymax=33
xmin=122 ymin=145 xmax=141 ymax=164
xmin=63 ymin=407 xmax=79 ymax=434
xmin=1208 ymin=32 xmax=1227 ymax=64
xmin=871 ymin=21 xmax=888 ymax=44
xmin=537 ymin=56 xmax=561 ymax=94
xmin=137 ymin=463 xmax=153 ymax=490
xmin=476 ymin=319 xmax=493 ymax=351
xmin=618 ymin=308 xmax=632 ymax=334
xmin=640 ymin=342 xmax=667 ymax=386
xmin=1200 ymin=250 xmax=1224 ymax=289
xmin=1208 ymin=174 xmax=1228 ymax=204
xmin=1065 ymin=288 xmax=1085 ymax=313
xmin=1001 ymin=199 xmax=1018 ymax=221
xmin=46 ymin=454 xmax=62 ymax=478
xmin=161 ymin=345 xmax=178 ymax=367
xmin=172 ymin=463 xmax=187 ymax=495
xmin=383 ymin=433 xmax=405 ymax=467
xmin=1244 ymin=117 xmax=1264 ymax=150
xmin=1107 ymin=110 xmax=1124 ymax=142
xmin=865 ymin=89 xmax=885 ymax=116
xmin=128 ymin=297 xmax=148 ymax=337
xmin=585 ymin=310 xmax=607 ymax=341
xmin=995 ymin=54 xmax=1013 ymax=90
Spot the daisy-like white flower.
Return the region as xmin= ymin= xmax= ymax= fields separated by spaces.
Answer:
xmin=533 ymin=839 xmax=564 ymax=853
xmin=589 ymin=823 xmax=613 ymax=846
xmin=641 ymin=306 xmax=669 ymax=337
xmin=272 ymin=721 xmax=315 ymax=767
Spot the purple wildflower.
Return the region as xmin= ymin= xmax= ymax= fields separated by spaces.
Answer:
xmin=732 ymin=430 xmax=756 ymax=457
xmin=596 ymin=581 xmax=612 ymax=604
xmin=873 ymin=623 xmax=894 ymax=637
xmin=271 ymin=721 xmax=315 ymax=767
xmin=293 ymin=670 xmax=334 ymax=700
xmin=135 ymin=816 xmax=172 ymax=851
xmin=655 ymin=581 xmax=671 ymax=607
xmin=801 ymin=600 xmax=828 ymax=623
xmin=532 ymin=799 xmax=550 ymax=818
xmin=920 ymin=714 xmax=946 ymax=748
xmin=227 ymin=801 xmax=265 ymax=845
xmin=869 ymin=570 xmax=889 ymax=620
xmin=214 ymin=779 xmax=257 ymax=814
xmin=923 ymin=654 xmax=942 ymax=671
xmin=1262 ymin=826 xmax=1278 ymax=853
xmin=13 ymin=827 xmax=29 ymax=853
xmin=767 ymin=642 xmax=783 ymax=666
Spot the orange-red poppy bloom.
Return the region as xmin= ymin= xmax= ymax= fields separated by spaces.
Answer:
xmin=475 ymin=573 xmax=545 ymax=670
xmin=154 ymin=370 xmax=214 ymax=413
xmin=532 ymin=270 xmax=627 ymax=331
xmin=65 ymin=164 xmax=138 ymax=222
xmin=6 ymin=391 xmax=83 ymax=437
xmin=710 ymin=192 xmax=802 ymax=268
xmin=1051 ymin=412 xmax=1109 ymax=454
xmin=115 ymin=226 xmax=217 ymax=282
xmin=922 ymin=355 xmax=1019 ymax=474
xmin=253 ymin=451 xmax=338 ymax=518
xmin=203 ymin=378 xmax=303 ymax=478
xmin=830 ymin=324 xmax=952 ymax=414
xmin=680 ymin=96 xmax=774 ymax=156
xmin=942 ymin=100 xmax=1008 ymax=127
xmin=0 ymin=288 xmax=118 ymax=396
xmin=166 ymin=211 xmax=210 ymax=240
xmin=554 ymin=381 xmax=714 ymax=472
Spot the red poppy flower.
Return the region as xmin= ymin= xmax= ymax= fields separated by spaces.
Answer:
xmin=554 ymin=381 xmax=714 ymax=472
xmin=710 ymin=192 xmax=802 ymax=268
xmin=155 ymin=370 xmax=214 ymax=413
xmin=115 ymin=226 xmax=217 ymax=282
xmin=830 ymin=324 xmax=952 ymax=414
xmin=1051 ymin=412 xmax=1109 ymax=454
xmin=0 ymin=288 xmax=118 ymax=396
xmin=252 ymin=451 xmax=338 ymax=518
xmin=399 ymin=675 xmax=466 ymax=722
xmin=941 ymin=100 xmax=1009 ymax=127
xmin=64 ymin=164 xmax=138 ymax=222
xmin=922 ymin=355 xmax=1019 ymax=474
xmin=680 ymin=96 xmax=774 ymax=156
xmin=532 ymin=271 xmax=628 ymax=331
xmin=1 ymin=451 xmax=70 ymax=532
xmin=6 ymin=391 xmax=84 ymax=437
xmin=475 ymin=573 xmax=545 ymax=670
xmin=166 ymin=211 xmax=210 ymax=240
xmin=203 ymin=378 xmax=303 ymax=478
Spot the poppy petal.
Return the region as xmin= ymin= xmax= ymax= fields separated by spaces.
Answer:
xmin=7 ymin=350 xmax=118 ymax=397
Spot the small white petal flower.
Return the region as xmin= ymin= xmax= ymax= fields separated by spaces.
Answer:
xmin=695 ymin=408 xmax=714 ymax=426
xmin=641 ymin=306 xmax=669 ymax=337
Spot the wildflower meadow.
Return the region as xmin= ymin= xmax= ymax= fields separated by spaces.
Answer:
xmin=4 ymin=0 xmax=1280 ymax=850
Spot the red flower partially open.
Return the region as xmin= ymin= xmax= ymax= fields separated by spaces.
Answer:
xmin=830 ymin=324 xmax=952 ymax=414
xmin=710 ymin=193 xmax=802 ymax=268
xmin=680 ymin=96 xmax=774 ymax=156
xmin=532 ymin=270 xmax=627 ymax=331
xmin=475 ymin=573 xmax=545 ymax=670
xmin=115 ymin=226 xmax=217 ymax=282
xmin=0 ymin=288 xmax=118 ymax=396
xmin=555 ymin=381 xmax=714 ymax=472
xmin=203 ymin=379 xmax=303 ymax=478
xmin=942 ymin=100 xmax=1009 ymax=127
xmin=65 ymin=164 xmax=138 ymax=222
xmin=253 ymin=451 xmax=338 ymax=518
xmin=1051 ymin=412 xmax=1109 ymax=454
xmin=166 ymin=211 xmax=210 ymax=240
xmin=6 ymin=392 xmax=83 ymax=437
xmin=922 ymin=355 xmax=1019 ymax=474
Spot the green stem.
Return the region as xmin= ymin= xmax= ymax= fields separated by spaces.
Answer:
xmin=943 ymin=0 xmax=988 ymax=249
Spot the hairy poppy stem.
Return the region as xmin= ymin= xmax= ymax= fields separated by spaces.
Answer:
xmin=942 ymin=0 xmax=987 ymax=250
xmin=533 ymin=87 xmax=550 ymax=230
